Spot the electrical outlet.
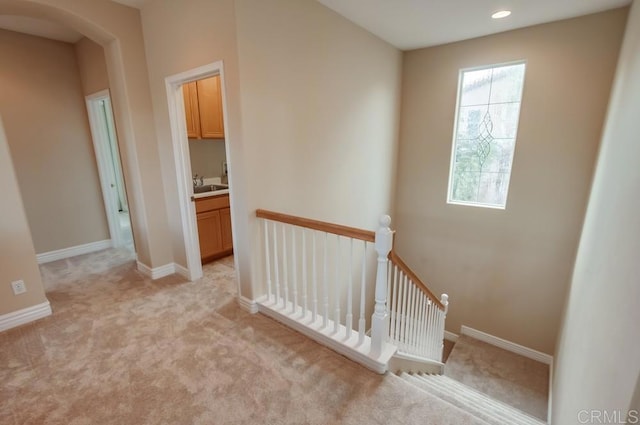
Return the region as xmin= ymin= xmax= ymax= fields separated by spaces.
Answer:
xmin=11 ymin=280 xmax=26 ymax=295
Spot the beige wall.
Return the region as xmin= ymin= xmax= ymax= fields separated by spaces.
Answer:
xmin=140 ymin=0 xmax=252 ymax=292
xmin=235 ymin=0 xmax=402 ymax=301
xmin=0 ymin=28 xmax=110 ymax=254
xmin=394 ymin=9 xmax=627 ymax=354
xmin=0 ymin=0 xmax=175 ymax=319
xmin=552 ymin=2 xmax=640 ymax=420
xmin=0 ymin=0 xmax=174 ymax=272
xmin=75 ymin=36 xmax=109 ymax=96
xmin=235 ymin=0 xmax=401 ymax=228
xmin=141 ymin=0 xmax=402 ymax=299
xmin=0 ymin=116 xmax=48 ymax=315
xmin=188 ymin=139 xmax=227 ymax=179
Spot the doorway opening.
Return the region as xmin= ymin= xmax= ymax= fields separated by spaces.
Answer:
xmin=165 ymin=62 xmax=238 ymax=286
xmin=86 ymin=90 xmax=134 ymax=251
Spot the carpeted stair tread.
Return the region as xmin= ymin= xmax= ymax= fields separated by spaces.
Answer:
xmin=399 ymin=372 xmax=545 ymax=425
xmin=400 ymin=373 xmax=528 ymax=425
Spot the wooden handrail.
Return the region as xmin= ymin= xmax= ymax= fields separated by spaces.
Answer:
xmin=388 ymin=250 xmax=445 ymax=310
xmin=256 ymin=209 xmax=375 ymax=242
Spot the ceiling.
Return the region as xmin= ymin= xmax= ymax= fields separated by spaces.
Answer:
xmin=316 ymin=0 xmax=632 ymax=50
xmin=0 ymin=0 xmax=630 ymax=47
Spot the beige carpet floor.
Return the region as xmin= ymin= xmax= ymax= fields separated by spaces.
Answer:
xmin=445 ymin=335 xmax=549 ymax=421
xmin=1 ymin=248 xmax=488 ymax=425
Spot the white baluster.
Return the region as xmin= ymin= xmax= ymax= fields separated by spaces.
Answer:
xmin=323 ymin=232 xmax=329 ymax=328
xmin=410 ymin=287 xmax=419 ymax=355
xmin=301 ymin=229 xmax=308 ymax=319
xmin=291 ymin=227 xmax=297 ymax=314
xmin=263 ymin=220 xmax=272 ymax=303
xmin=370 ymin=215 xmax=393 ymax=359
xmin=358 ymin=241 xmax=367 ymax=345
xmin=399 ymin=274 xmax=409 ymax=351
xmin=282 ymin=225 xmax=289 ymax=309
xmin=334 ymin=235 xmax=341 ymax=334
xmin=394 ymin=270 xmax=404 ymax=347
xmin=312 ymin=231 xmax=318 ymax=322
xmin=408 ymin=282 xmax=416 ymax=353
xmin=273 ymin=222 xmax=280 ymax=305
xmin=389 ymin=264 xmax=398 ymax=343
xmin=418 ymin=295 xmax=427 ymax=357
xmin=346 ymin=238 xmax=353 ymax=339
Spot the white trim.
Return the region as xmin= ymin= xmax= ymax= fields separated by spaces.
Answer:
xmin=444 ymin=330 xmax=459 ymax=342
xmin=389 ymin=351 xmax=445 ymax=375
xmin=174 ymin=263 xmax=190 ymax=280
xmin=257 ymin=299 xmax=397 ymax=375
xmin=460 ymin=325 xmax=553 ymax=365
xmin=136 ymin=261 xmax=176 ymax=280
xmin=547 ymin=357 xmax=553 ymax=423
xmin=37 ymin=240 xmax=112 ymax=264
xmin=165 ymin=62 xmax=239 ymax=289
xmin=237 ymin=296 xmax=258 ymax=314
xmin=85 ymin=90 xmax=132 ymax=249
xmin=166 ymin=65 xmax=209 ymax=283
xmin=0 ymin=301 xmax=52 ymax=332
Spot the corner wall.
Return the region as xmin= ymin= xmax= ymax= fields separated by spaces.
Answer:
xmin=552 ymin=1 xmax=640 ymax=420
xmin=140 ymin=0 xmax=402 ymax=299
xmin=393 ymin=9 xmax=627 ymax=354
xmin=0 ymin=29 xmax=110 ymax=254
xmin=0 ymin=116 xmax=47 ymax=315
xmin=75 ymin=36 xmax=109 ymax=96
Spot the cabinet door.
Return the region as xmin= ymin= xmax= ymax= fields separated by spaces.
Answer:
xmin=197 ymin=75 xmax=225 ymax=139
xmin=220 ymin=207 xmax=233 ymax=251
xmin=182 ymin=81 xmax=201 ymax=139
xmin=197 ymin=210 xmax=223 ymax=260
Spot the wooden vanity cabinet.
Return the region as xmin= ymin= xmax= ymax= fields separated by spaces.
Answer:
xmin=182 ymin=75 xmax=225 ymax=140
xmin=195 ymin=194 xmax=233 ymax=263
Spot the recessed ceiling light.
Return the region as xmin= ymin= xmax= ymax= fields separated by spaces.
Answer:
xmin=492 ymin=10 xmax=512 ymax=19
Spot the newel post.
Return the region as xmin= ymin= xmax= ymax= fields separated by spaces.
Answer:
xmin=370 ymin=215 xmax=393 ymax=359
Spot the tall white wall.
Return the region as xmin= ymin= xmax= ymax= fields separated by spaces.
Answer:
xmin=552 ymin=1 xmax=640 ymax=421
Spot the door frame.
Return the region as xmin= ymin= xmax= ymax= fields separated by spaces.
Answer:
xmin=85 ymin=89 xmax=130 ymax=249
xmin=165 ymin=61 xmax=237 ymax=282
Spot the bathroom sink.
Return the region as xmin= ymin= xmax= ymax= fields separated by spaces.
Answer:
xmin=194 ymin=184 xmax=228 ymax=194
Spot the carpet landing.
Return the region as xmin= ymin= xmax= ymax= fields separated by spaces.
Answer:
xmin=1 ymin=249 xmax=486 ymax=425
xmin=445 ymin=335 xmax=549 ymax=420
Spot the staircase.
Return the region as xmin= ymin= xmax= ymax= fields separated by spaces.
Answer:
xmin=254 ymin=209 xmax=548 ymax=424
xmin=398 ymin=373 xmax=545 ymax=425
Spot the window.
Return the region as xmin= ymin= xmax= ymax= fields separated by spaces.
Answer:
xmin=447 ymin=62 xmax=526 ymax=209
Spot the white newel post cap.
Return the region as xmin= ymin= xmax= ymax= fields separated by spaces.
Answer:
xmin=375 ymin=215 xmax=393 ymax=255
xmin=441 ymin=293 xmax=449 ymax=313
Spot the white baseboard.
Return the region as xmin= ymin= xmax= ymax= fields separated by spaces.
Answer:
xmin=257 ymin=299 xmax=396 ymax=374
xmin=174 ymin=263 xmax=190 ymax=279
xmin=237 ymin=296 xmax=258 ymax=314
xmin=37 ymin=240 xmax=112 ymax=264
xmin=0 ymin=301 xmax=52 ymax=332
xmin=136 ymin=261 xmax=177 ymax=280
xmin=444 ymin=330 xmax=459 ymax=342
xmin=461 ymin=325 xmax=553 ymax=365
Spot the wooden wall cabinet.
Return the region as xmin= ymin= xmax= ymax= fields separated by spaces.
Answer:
xmin=195 ymin=193 xmax=233 ymax=263
xmin=182 ymin=75 xmax=225 ymax=140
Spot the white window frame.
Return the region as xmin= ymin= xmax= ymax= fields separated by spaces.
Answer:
xmin=446 ymin=60 xmax=527 ymax=210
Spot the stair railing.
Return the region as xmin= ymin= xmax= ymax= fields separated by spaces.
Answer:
xmin=255 ymin=209 xmax=448 ymax=371
xmin=256 ymin=209 xmax=376 ymax=345
xmin=387 ymin=249 xmax=449 ymax=362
